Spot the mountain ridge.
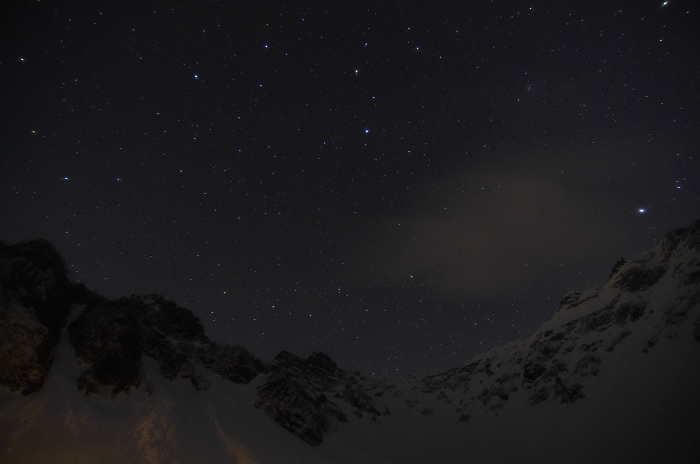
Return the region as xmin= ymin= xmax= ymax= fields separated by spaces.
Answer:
xmin=1 ymin=220 xmax=699 ymax=462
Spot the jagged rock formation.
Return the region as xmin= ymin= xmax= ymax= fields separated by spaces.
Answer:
xmin=255 ymin=351 xmax=385 ymax=445
xmin=68 ymin=294 xmax=266 ymax=396
xmin=0 ymin=240 xmax=74 ymax=393
xmin=0 ymin=240 xmax=267 ymax=398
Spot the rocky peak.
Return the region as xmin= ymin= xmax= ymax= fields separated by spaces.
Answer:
xmin=0 ymin=239 xmax=75 ymax=393
xmin=68 ymin=294 xmax=267 ymax=395
xmin=255 ymin=350 xmax=384 ymax=445
xmin=0 ymin=238 xmax=267 ymax=396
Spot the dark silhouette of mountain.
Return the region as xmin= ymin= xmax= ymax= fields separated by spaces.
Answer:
xmin=1 ymin=220 xmax=699 ymax=463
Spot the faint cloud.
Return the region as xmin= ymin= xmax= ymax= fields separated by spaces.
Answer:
xmin=361 ymin=151 xmax=628 ymax=301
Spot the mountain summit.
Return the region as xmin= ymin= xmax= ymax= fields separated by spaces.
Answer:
xmin=1 ymin=220 xmax=699 ymax=463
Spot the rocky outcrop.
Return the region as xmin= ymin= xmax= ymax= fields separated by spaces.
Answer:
xmin=68 ymin=294 xmax=267 ymax=395
xmin=0 ymin=302 xmax=52 ymax=394
xmin=0 ymin=240 xmax=267 ymax=397
xmin=69 ymin=297 xmax=145 ymax=395
xmin=255 ymin=351 xmax=383 ymax=445
xmin=0 ymin=240 xmax=74 ymax=393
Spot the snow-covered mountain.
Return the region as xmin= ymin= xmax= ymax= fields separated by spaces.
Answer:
xmin=1 ymin=220 xmax=699 ymax=463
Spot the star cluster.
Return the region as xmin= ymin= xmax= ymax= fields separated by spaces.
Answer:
xmin=1 ymin=0 xmax=698 ymax=375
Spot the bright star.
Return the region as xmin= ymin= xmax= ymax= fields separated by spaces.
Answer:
xmin=364 ymin=128 xmax=370 ymax=133
xmin=638 ymin=208 xmax=646 ymax=213
xmin=194 ymin=73 xmax=198 ymax=79
xmin=661 ymin=1 xmax=669 ymax=6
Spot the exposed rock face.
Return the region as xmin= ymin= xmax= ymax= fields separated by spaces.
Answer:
xmin=69 ymin=297 xmax=145 ymax=395
xmin=68 ymin=294 xmax=267 ymax=395
xmin=255 ymin=351 xmax=383 ymax=445
xmin=613 ymin=266 xmax=666 ymax=292
xmin=0 ymin=240 xmax=267 ymax=397
xmin=0 ymin=302 xmax=52 ymax=394
xmin=0 ymin=240 xmax=74 ymax=393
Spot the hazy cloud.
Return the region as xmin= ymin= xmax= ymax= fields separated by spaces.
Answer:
xmin=360 ymin=150 xmax=632 ymax=301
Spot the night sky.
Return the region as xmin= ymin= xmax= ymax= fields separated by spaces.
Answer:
xmin=2 ymin=0 xmax=698 ymax=376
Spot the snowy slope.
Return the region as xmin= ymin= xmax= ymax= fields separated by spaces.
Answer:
xmin=1 ymin=221 xmax=699 ymax=463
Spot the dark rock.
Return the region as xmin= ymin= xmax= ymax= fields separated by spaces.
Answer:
xmin=546 ymin=359 xmax=568 ymax=379
xmin=0 ymin=239 xmax=74 ymax=393
xmin=339 ymin=382 xmax=381 ymax=416
xmin=160 ymin=351 xmax=188 ymax=380
xmin=307 ymin=351 xmax=338 ymax=376
xmin=685 ymin=269 xmax=700 ymax=286
xmin=256 ymin=375 xmax=347 ymax=446
xmin=200 ymin=344 xmax=266 ymax=384
xmin=522 ymin=361 xmax=547 ymax=384
xmin=255 ymin=351 xmax=379 ymax=445
xmin=522 ymin=326 xmax=574 ymax=386
xmin=663 ymin=308 xmax=689 ymax=326
xmin=0 ymin=304 xmax=52 ymax=394
xmin=557 ymin=291 xmax=599 ymax=311
xmin=68 ymin=298 xmax=144 ymax=395
xmin=529 ymin=387 xmax=549 ymax=406
xmin=0 ymin=239 xmax=73 ymax=332
xmin=178 ymin=360 xmax=211 ymax=391
xmin=574 ymin=355 xmax=601 ymax=377
xmin=615 ymin=302 xmax=632 ymax=324
xmin=558 ymin=292 xmax=583 ymax=309
xmin=554 ymin=377 xmax=584 ymax=403
xmin=139 ymin=294 xmax=208 ymax=343
xmin=614 ymin=266 xmax=666 ymax=292
xmin=609 ymin=258 xmax=628 ymax=279
xmin=660 ymin=219 xmax=700 ymax=259
xmin=495 ymin=373 xmax=520 ymax=384
xmin=491 ymin=387 xmax=509 ymax=402
xmin=577 ymin=303 xmax=618 ymax=333
xmin=67 ymin=292 xmax=266 ymax=395
xmin=629 ymin=303 xmax=646 ymax=322
xmin=606 ymin=330 xmax=631 ymax=352
xmin=579 ymin=340 xmax=602 ymax=352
